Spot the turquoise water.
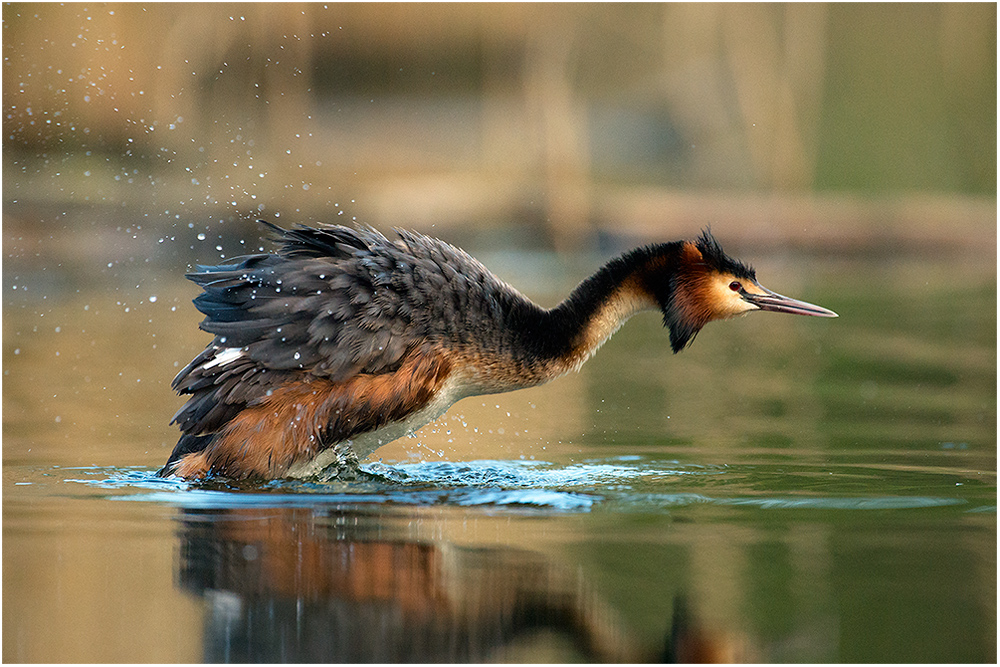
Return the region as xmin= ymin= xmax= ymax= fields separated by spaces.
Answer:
xmin=3 ymin=250 xmax=995 ymax=662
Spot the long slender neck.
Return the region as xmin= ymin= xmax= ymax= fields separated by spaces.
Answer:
xmin=505 ymin=243 xmax=684 ymax=377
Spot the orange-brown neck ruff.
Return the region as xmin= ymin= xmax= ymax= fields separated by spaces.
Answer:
xmin=664 ymin=234 xmax=758 ymax=351
xmin=663 ymin=241 xmax=733 ymax=351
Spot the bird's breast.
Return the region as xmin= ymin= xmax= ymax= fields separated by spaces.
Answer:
xmin=284 ymin=369 xmax=477 ymax=478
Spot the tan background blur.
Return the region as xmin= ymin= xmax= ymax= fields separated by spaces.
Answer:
xmin=3 ymin=2 xmax=995 ymax=256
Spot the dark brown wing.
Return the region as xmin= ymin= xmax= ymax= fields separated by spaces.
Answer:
xmin=169 ymin=224 xmax=421 ymax=436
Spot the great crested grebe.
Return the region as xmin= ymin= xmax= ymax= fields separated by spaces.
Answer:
xmin=160 ymin=222 xmax=837 ymax=480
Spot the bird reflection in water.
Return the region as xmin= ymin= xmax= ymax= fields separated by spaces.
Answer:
xmin=175 ymin=505 xmax=749 ymax=662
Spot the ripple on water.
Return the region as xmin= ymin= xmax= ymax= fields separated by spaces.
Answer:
xmin=54 ymin=457 xmax=989 ymax=515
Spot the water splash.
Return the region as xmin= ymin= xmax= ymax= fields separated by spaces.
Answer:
xmin=57 ymin=457 xmax=987 ymax=515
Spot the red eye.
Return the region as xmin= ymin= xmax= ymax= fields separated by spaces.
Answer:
xmin=729 ymin=281 xmax=742 ymax=292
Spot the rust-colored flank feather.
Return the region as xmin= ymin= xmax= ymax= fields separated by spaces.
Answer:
xmin=161 ymin=223 xmax=836 ymax=481
xmin=172 ymin=349 xmax=452 ymax=479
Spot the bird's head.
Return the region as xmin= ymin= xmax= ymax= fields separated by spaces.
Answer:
xmin=655 ymin=230 xmax=838 ymax=352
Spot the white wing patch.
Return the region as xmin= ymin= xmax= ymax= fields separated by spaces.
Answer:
xmin=202 ymin=347 xmax=246 ymax=370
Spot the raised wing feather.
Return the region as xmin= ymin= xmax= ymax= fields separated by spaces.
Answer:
xmin=171 ymin=225 xmax=413 ymax=434
xmin=169 ymin=221 xmax=523 ymax=448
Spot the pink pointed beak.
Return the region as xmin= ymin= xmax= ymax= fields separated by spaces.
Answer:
xmin=743 ymin=284 xmax=838 ymax=318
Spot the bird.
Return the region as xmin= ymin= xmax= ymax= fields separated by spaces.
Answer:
xmin=160 ymin=221 xmax=837 ymax=481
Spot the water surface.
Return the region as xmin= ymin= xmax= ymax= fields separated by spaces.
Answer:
xmin=3 ymin=247 xmax=995 ymax=662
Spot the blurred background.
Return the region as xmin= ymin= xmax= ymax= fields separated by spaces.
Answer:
xmin=3 ymin=2 xmax=995 ymax=262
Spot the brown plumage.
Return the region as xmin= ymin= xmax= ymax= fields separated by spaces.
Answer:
xmin=160 ymin=222 xmax=837 ymax=480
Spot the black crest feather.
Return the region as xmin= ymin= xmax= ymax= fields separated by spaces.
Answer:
xmin=695 ymin=229 xmax=756 ymax=281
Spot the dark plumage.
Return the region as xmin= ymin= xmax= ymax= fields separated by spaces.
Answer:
xmin=161 ymin=221 xmax=836 ymax=480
